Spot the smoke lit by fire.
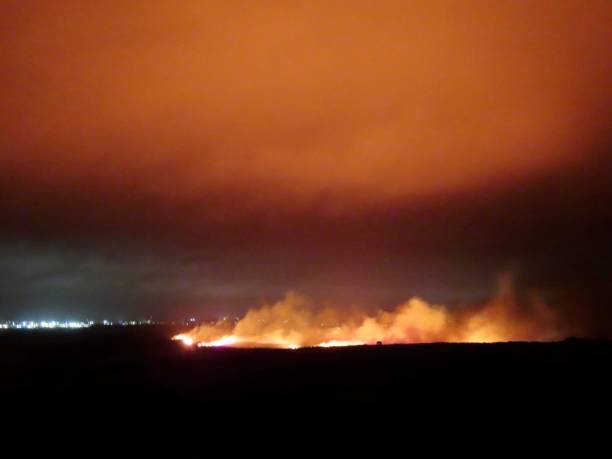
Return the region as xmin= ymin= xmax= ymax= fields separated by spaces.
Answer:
xmin=173 ymin=276 xmax=569 ymax=349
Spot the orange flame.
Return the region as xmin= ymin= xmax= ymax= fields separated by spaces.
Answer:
xmin=197 ymin=335 xmax=241 ymax=347
xmin=173 ymin=277 xmax=569 ymax=349
xmin=172 ymin=334 xmax=194 ymax=347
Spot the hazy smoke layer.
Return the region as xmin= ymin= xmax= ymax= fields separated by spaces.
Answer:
xmin=175 ymin=276 xmax=571 ymax=348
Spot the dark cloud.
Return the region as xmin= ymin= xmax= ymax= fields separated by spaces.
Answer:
xmin=2 ymin=147 xmax=610 ymax=335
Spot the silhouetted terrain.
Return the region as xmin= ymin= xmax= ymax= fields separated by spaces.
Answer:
xmin=2 ymin=326 xmax=611 ymax=418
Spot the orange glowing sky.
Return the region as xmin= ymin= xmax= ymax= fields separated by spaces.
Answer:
xmin=2 ymin=0 xmax=610 ymax=211
xmin=0 ymin=1 xmax=611 ymax=331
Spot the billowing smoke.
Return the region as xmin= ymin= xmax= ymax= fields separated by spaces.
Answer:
xmin=174 ymin=275 xmax=572 ymax=348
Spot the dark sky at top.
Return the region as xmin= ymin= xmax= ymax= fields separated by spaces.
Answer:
xmin=0 ymin=1 xmax=611 ymax=335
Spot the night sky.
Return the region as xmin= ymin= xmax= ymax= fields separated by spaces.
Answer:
xmin=1 ymin=1 xmax=611 ymax=336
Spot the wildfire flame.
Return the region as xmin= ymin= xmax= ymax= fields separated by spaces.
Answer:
xmin=197 ymin=335 xmax=241 ymax=347
xmin=173 ymin=276 xmax=569 ymax=349
xmin=172 ymin=334 xmax=194 ymax=347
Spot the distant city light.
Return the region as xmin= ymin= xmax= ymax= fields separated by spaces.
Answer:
xmin=0 ymin=318 xmax=161 ymax=330
xmin=0 ymin=320 xmax=92 ymax=330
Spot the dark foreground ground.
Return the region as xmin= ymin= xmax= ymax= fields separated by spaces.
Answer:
xmin=1 ymin=325 xmax=611 ymax=420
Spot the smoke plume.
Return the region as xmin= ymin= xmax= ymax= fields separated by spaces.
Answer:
xmin=174 ymin=275 xmax=572 ymax=348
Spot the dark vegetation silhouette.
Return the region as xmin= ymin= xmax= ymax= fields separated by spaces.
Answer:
xmin=1 ymin=326 xmax=610 ymax=416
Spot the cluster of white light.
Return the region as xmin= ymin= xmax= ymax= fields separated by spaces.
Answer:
xmin=0 ymin=320 xmax=93 ymax=330
xmin=40 ymin=320 xmax=94 ymax=329
xmin=0 ymin=319 xmax=159 ymax=330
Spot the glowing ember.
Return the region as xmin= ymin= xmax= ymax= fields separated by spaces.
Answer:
xmin=316 ymin=340 xmax=364 ymax=348
xmin=172 ymin=277 xmax=569 ymax=349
